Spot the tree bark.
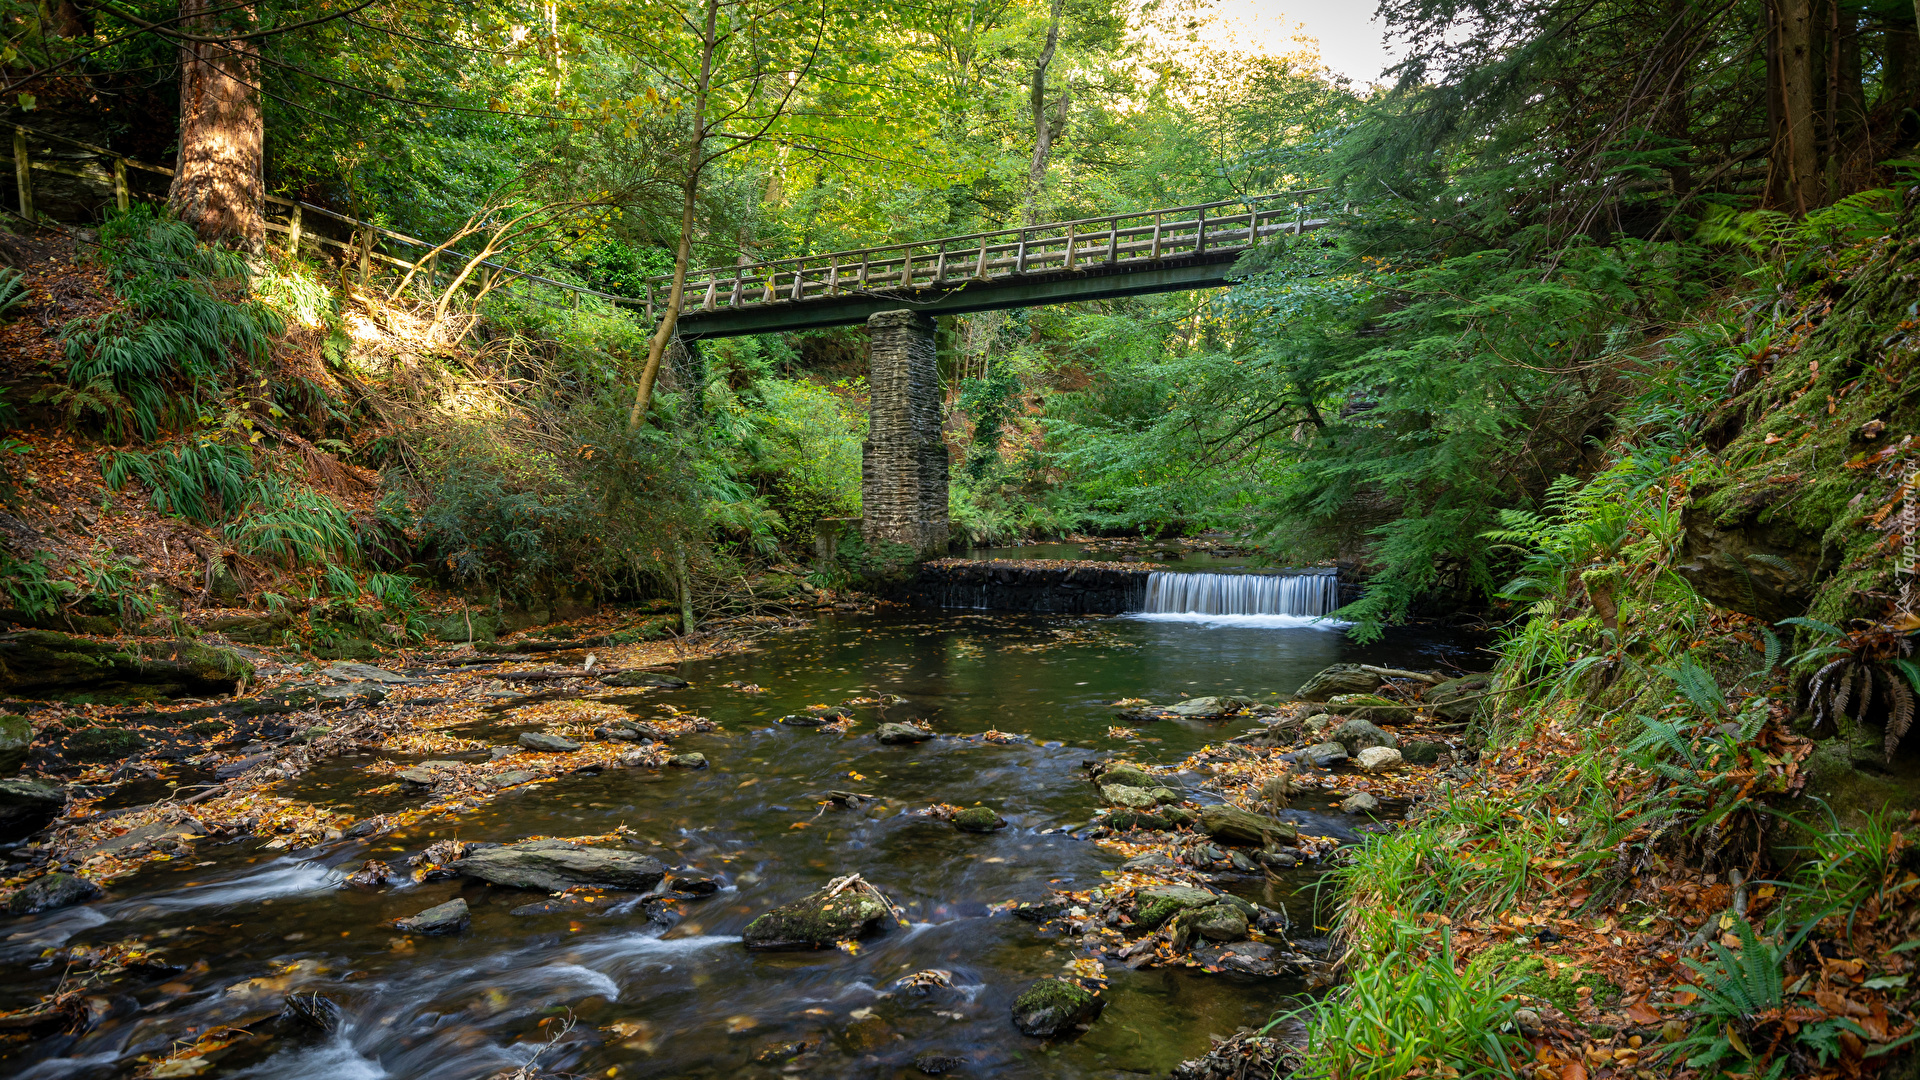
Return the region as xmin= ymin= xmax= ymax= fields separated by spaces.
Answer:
xmin=1774 ymin=0 xmax=1820 ymax=214
xmin=50 ymin=0 xmax=93 ymax=37
xmin=169 ymin=0 xmax=264 ymax=250
xmin=628 ymin=0 xmax=717 ymax=430
xmin=1021 ymin=0 xmax=1066 ymax=227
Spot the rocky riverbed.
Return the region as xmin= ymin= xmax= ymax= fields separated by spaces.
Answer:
xmin=0 ymin=610 xmax=1482 ymax=1078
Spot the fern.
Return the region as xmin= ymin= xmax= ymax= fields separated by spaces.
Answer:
xmin=104 ymin=441 xmax=254 ymax=524
xmin=0 ymin=268 xmax=25 ymax=319
xmin=1656 ymin=655 xmax=1726 ymax=717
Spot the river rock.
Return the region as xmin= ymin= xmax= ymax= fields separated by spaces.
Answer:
xmin=913 ymin=1051 xmax=967 ymax=1075
xmin=1161 ymin=696 xmax=1261 ymax=719
xmin=7 ymin=871 xmax=99 ymax=914
xmin=0 ymin=630 xmax=253 ymax=701
xmin=325 ymin=661 xmax=423 ymax=685
xmin=0 ymin=713 xmax=28 ymax=775
xmin=1149 ymin=786 xmax=1183 ymax=805
xmin=1188 ymin=903 xmax=1250 ymax=942
xmin=669 ymin=752 xmax=708 ymax=768
xmin=518 ymin=732 xmax=580 ymax=752
xmin=778 ymin=713 xmax=828 ymax=727
xmin=600 ymin=671 xmax=690 ymax=689
xmin=1101 ymin=783 xmax=1158 ymax=809
xmin=1294 ymin=664 xmax=1381 ymax=701
xmin=1340 ymin=792 xmax=1380 ymax=813
xmin=1120 ymin=852 xmax=1181 ymax=875
xmin=1103 ymin=810 xmax=1170 ymax=831
xmin=282 ymin=992 xmax=343 ymax=1033
xmin=1401 ymin=740 xmax=1448 ymax=765
xmin=1198 ymin=804 xmax=1299 ymax=846
xmin=876 ymin=723 xmax=932 ymax=745
xmin=1097 ymin=764 xmax=1156 ymax=789
xmin=952 ymin=807 xmax=1006 ymax=832
xmin=0 ymin=776 xmax=66 ymax=837
xmin=1299 ymin=741 xmax=1349 ymax=767
xmin=742 ymin=874 xmax=896 ymax=950
xmin=489 ymin=769 xmax=541 ymax=788
xmin=1356 ymin=746 xmax=1403 ymax=772
xmin=448 ymin=843 xmax=666 ymax=892
xmin=395 ymin=768 xmax=441 ymax=787
xmin=1326 ymin=693 xmax=1416 ymax=725
xmin=1329 ymin=717 xmax=1397 ymax=755
xmin=394 ymin=897 xmax=470 ymax=935
xmin=1425 ymin=675 xmax=1489 ymax=724
xmin=1133 ymin=886 xmax=1221 ymax=930
xmin=1010 ymin=978 xmax=1103 ymax=1037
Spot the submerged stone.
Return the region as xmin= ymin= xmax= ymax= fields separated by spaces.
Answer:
xmin=394 ymin=897 xmax=469 ymax=935
xmin=1133 ymin=886 xmax=1220 ymax=931
xmin=876 ymin=723 xmax=933 ymax=745
xmin=1010 ymin=978 xmax=1103 ymax=1037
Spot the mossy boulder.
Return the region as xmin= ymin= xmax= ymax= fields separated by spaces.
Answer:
xmin=1199 ymin=803 xmax=1299 ymax=846
xmin=0 ymin=713 xmax=29 ymax=775
xmin=952 ymin=807 xmax=1006 ymax=832
xmin=1101 ymin=783 xmax=1158 ymax=809
xmin=1328 ymin=717 xmax=1397 ymax=755
xmin=1294 ymin=664 xmax=1381 ymax=701
xmin=1097 ymin=764 xmax=1156 ymax=789
xmin=1103 ymin=810 xmax=1171 ymax=831
xmin=1326 ymin=693 xmax=1416 ymax=725
xmin=6 ymin=871 xmax=99 ymax=914
xmin=1425 ymin=675 xmax=1490 ymax=724
xmin=743 ymin=876 xmax=896 ymax=950
xmin=65 ymin=726 xmax=148 ymax=761
xmin=1010 ymin=978 xmax=1103 ymax=1037
xmin=0 ymin=631 xmax=252 ymax=701
xmin=1133 ymin=886 xmax=1219 ymax=931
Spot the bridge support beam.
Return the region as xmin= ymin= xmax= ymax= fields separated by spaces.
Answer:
xmin=862 ymin=309 xmax=949 ymax=559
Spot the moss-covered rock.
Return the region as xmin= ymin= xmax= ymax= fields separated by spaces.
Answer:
xmin=1325 ymin=693 xmax=1416 ymax=725
xmin=1097 ymin=764 xmax=1156 ymax=789
xmin=0 ymin=631 xmax=252 ymax=701
xmin=952 ymin=806 xmax=1006 ymax=832
xmin=0 ymin=713 xmax=28 ymax=775
xmin=1010 ymin=978 xmax=1103 ymax=1037
xmin=1424 ymin=675 xmax=1490 ymax=724
xmin=1198 ymin=803 xmax=1299 ymax=846
xmin=1133 ymin=886 xmax=1221 ymax=931
xmin=64 ymin=726 xmax=148 ymax=760
xmin=742 ymin=875 xmax=897 ymax=950
xmin=1294 ymin=664 xmax=1382 ymax=701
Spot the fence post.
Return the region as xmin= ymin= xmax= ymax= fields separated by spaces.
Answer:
xmin=113 ymin=157 xmax=129 ymax=212
xmin=286 ymin=203 xmax=303 ymax=254
xmin=13 ymin=127 xmax=32 ymax=222
xmin=357 ymin=228 xmax=372 ymax=282
xmin=1195 ymin=205 xmax=1207 ymax=254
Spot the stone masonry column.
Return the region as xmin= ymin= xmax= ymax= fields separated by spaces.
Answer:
xmin=862 ymin=309 xmax=949 ymax=558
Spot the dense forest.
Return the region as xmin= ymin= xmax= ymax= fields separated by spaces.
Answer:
xmin=0 ymin=1 xmax=1919 ymax=1078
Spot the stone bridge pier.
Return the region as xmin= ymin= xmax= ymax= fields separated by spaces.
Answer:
xmin=862 ymin=309 xmax=949 ymax=558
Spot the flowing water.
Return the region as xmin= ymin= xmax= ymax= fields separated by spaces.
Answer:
xmin=1 ymin=609 xmax=1479 ymax=1080
xmin=1140 ymin=572 xmax=1343 ymax=621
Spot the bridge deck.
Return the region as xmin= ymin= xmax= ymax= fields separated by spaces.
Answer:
xmin=634 ymin=190 xmax=1328 ymax=339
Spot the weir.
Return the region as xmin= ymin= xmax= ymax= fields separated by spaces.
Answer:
xmin=911 ymin=560 xmax=1348 ymax=617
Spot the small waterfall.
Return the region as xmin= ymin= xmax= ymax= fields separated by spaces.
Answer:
xmin=1141 ymin=571 xmax=1342 ymax=617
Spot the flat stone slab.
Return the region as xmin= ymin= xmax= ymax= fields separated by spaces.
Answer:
xmin=518 ymin=732 xmax=581 ymax=752
xmin=448 ymin=843 xmax=667 ymax=892
xmin=394 ymin=897 xmax=469 ymax=935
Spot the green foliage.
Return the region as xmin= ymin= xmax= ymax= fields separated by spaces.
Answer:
xmin=103 ymin=440 xmax=255 ymax=525
xmin=57 ymin=207 xmax=282 ymax=441
xmin=1668 ymin=916 xmax=1823 ymax=1076
xmin=1294 ymin=927 xmax=1528 ymax=1079
xmin=0 ymin=268 xmax=25 ymax=319
xmin=227 ymin=478 xmax=359 ymax=566
xmin=0 ymin=551 xmax=76 ymax=617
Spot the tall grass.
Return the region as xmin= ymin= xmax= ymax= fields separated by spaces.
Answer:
xmin=227 ymin=478 xmax=358 ymax=566
xmin=57 ymin=206 xmax=282 ymax=441
xmin=103 ymin=441 xmax=254 ymax=524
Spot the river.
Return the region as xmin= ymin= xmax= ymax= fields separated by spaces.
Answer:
xmin=2 ymin=608 xmax=1478 ymax=1080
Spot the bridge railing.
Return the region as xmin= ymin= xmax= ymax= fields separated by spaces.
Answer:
xmin=655 ymin=188 xmax=1330 ymax=320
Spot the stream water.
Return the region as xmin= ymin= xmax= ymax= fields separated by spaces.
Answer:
xmin=2 ymin=609 xmax=1479 ymax=1080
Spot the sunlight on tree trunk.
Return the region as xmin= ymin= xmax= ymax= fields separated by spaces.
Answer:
xmin=1021 ymin=0 xmax=1066 ymax=227
xmin=169 ymin=0 xmax=264 ymax=250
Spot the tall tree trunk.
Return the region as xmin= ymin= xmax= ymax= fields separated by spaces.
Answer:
xmin=169 ymin=0 xmax=263 ymax=250
xmin=1774 ymin=0 xmax=1820 ymax=214
xmin=1021 ymin=0 xmax=1066 ymax=226
xmin=50 ymin=0 xmax=92 ymax=37
xmin=627 ymin=0 xmax=717 ymax=430
xmin=1883 ymin=20 xmax=1917 ymax=109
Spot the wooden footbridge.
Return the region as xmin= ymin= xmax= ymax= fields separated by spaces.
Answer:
xmin=654 ymin=190 xmax=1328 ymax=339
